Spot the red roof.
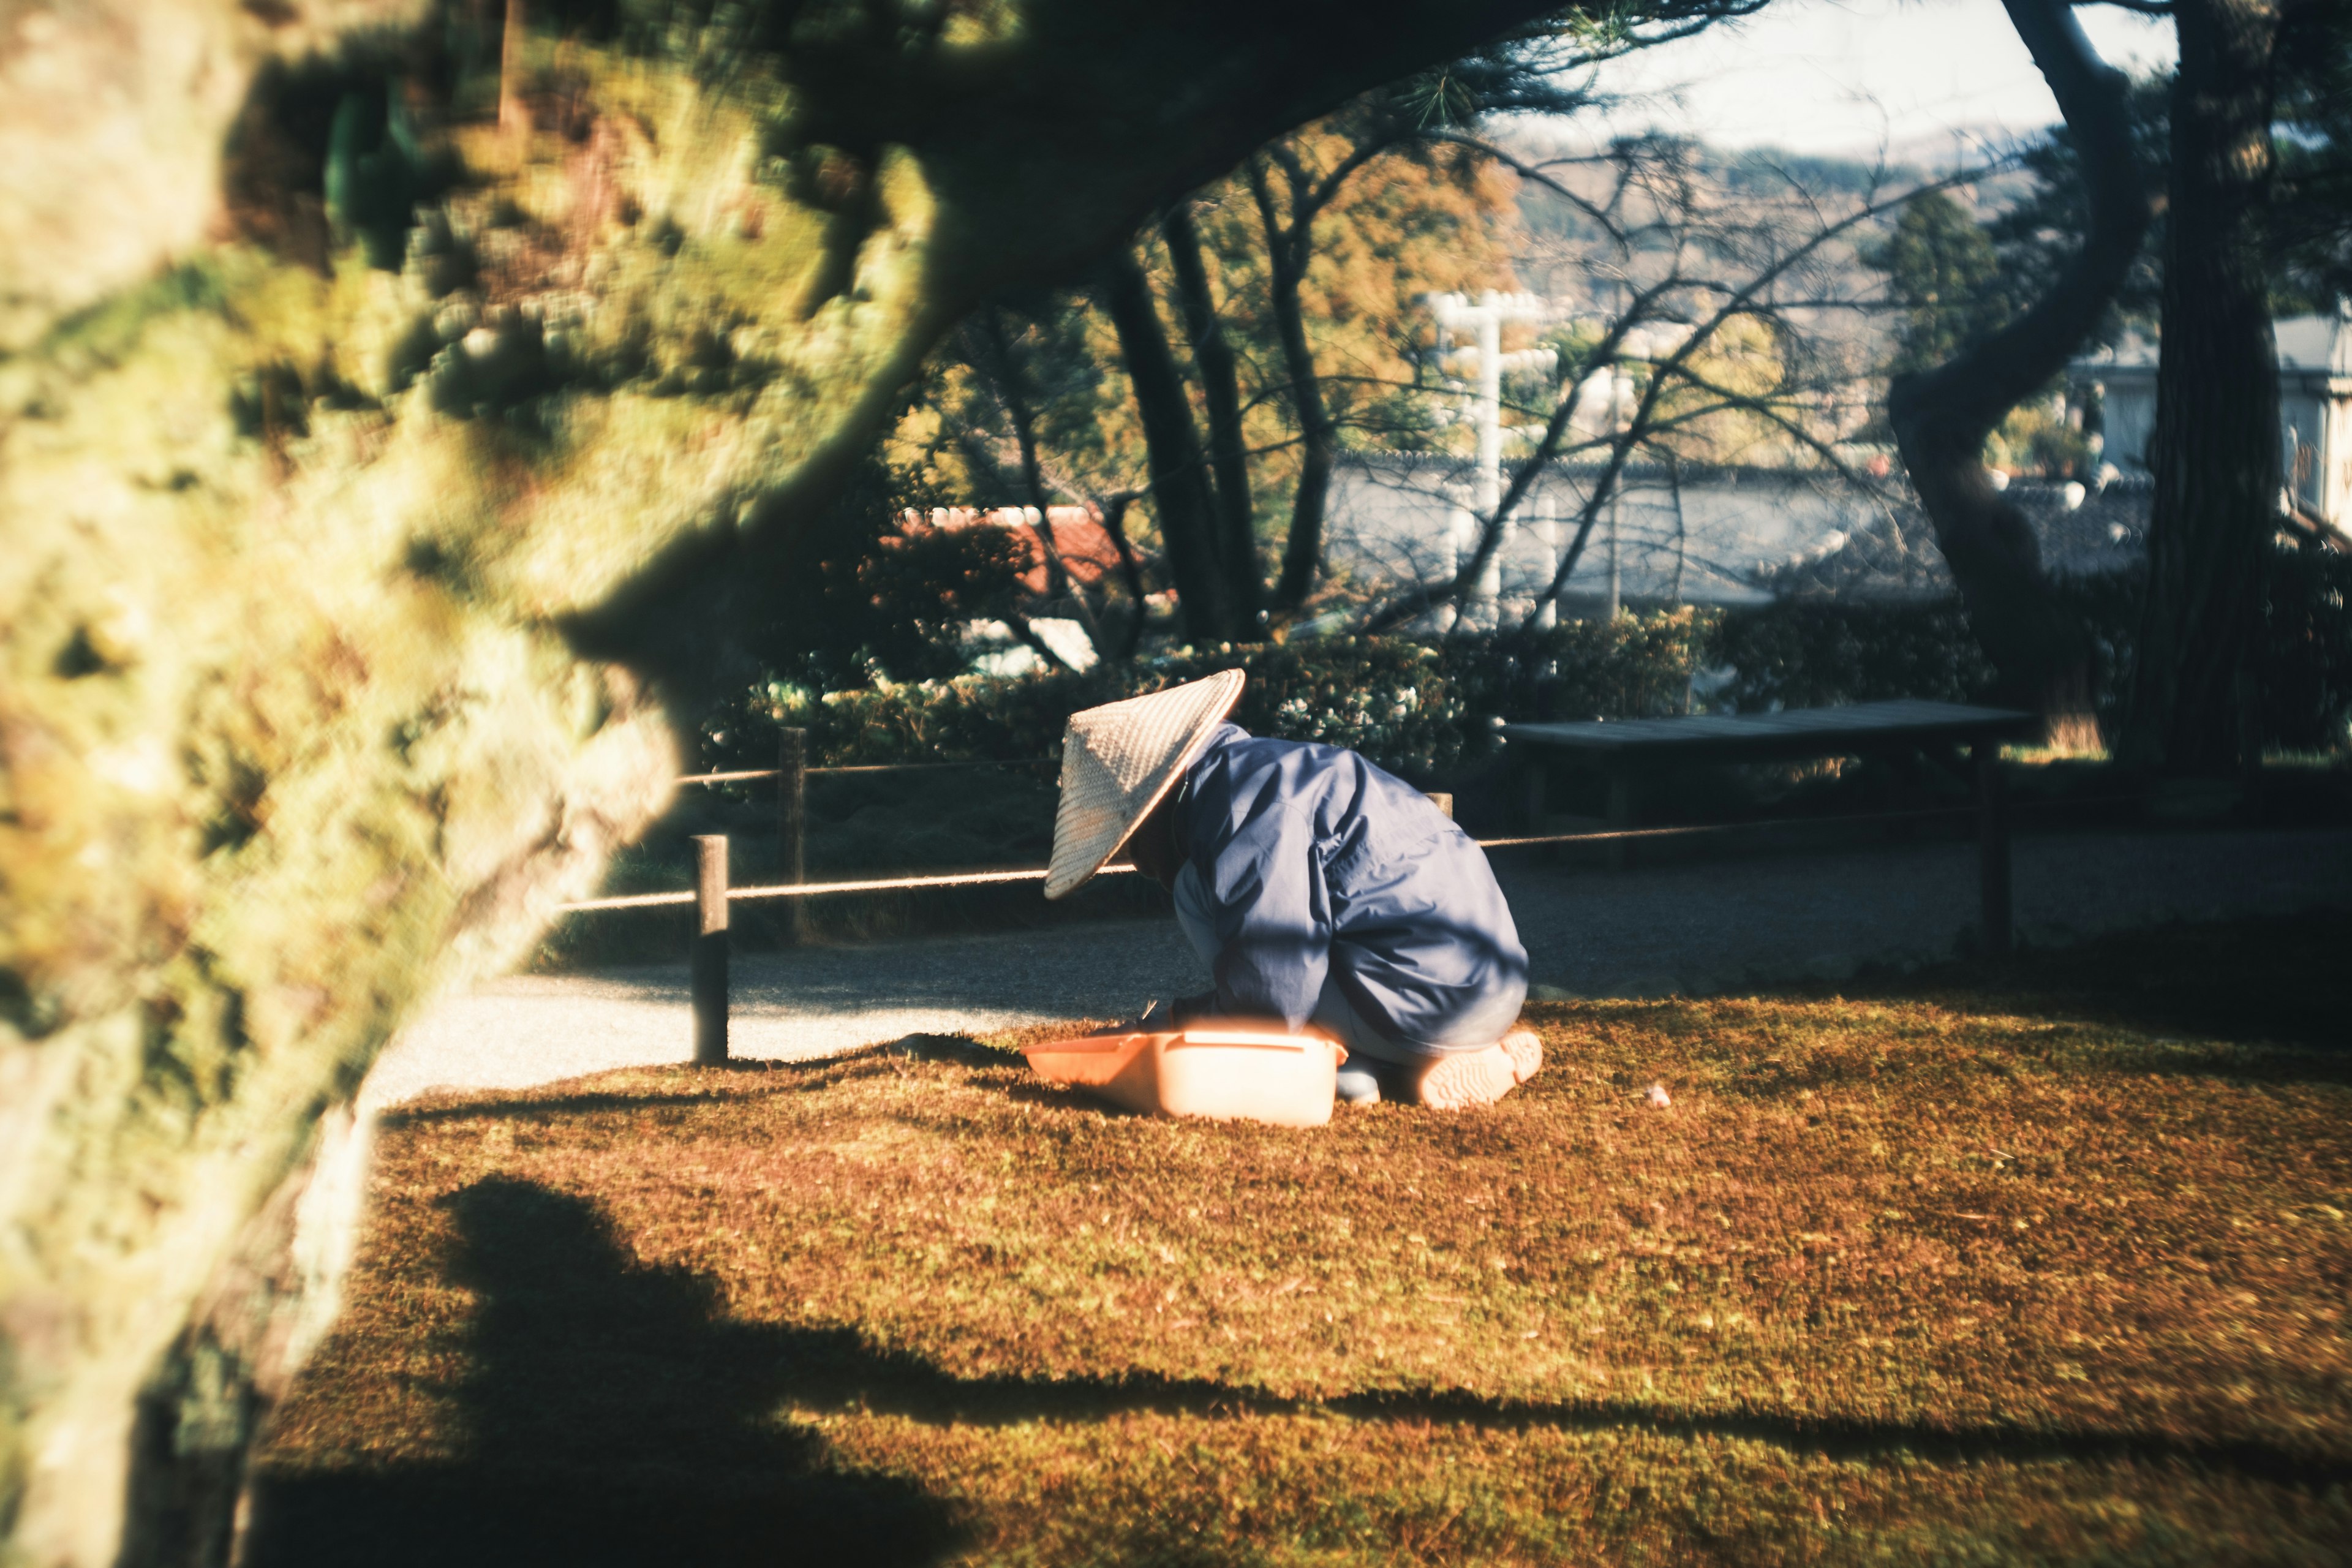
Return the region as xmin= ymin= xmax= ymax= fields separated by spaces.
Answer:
xmin=908 ymin=507 xmax=1131 ymax=595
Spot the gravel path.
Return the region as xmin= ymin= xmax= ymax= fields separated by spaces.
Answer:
xmin=360 ymin=826 xmax=2352 ymax=1109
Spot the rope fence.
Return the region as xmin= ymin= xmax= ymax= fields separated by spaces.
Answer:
xmin=671 ymin=733 xmax=1063 ymax=935
xmin=562 ymin=865 xmax=1080 ymax=912
xmin=558 ymin=799 xmax=2122 ymax=914
xmin=680 ymin=759 xmax=1056 ymax=785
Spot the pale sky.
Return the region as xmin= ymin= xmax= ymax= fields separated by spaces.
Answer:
xmin=1589 ymin=0 xmax=2177 ymax=157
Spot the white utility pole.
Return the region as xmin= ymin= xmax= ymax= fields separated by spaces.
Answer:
xmin=1607 ymin=365 xmax=1632 ymax=620
xmin=1428 ymin=290 xmax=1554 ymax=630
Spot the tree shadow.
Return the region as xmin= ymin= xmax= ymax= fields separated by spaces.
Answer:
xmin=379 ymin=1040 xmax=1033 ymax=1129
xmin=241 ymin=1178 xmax=965 ymax=1568
xmin=242 ymin=1164 xmax=2352 ymax=1567
xmin=1819 ymin=911 xmax=2352 ymax=1077
xmin=383 ymin=1087 xmax=764 ymax=1126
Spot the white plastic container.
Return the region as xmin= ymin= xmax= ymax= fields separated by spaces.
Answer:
xmin=1023 ymin=1025 xmax=1346 ymax=1128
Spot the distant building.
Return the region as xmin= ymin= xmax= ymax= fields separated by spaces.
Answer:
xmin=2070 ymin=304 xmax=2352 ymax=529
xmin=1755 ymin=477 xmax=2152 ymax=601
xmin=1324 ymin=453 xmax=1900 ymax=620
xmin=1322 ymin=451 xmax=2160 ymax=612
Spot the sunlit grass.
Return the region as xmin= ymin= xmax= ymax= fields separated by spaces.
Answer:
xmin=255 ymin=916 xmax=2352 ymax=1565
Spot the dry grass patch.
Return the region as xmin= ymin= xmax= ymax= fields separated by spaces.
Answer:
xmin=253 ymin=916 xmax=2352 ymax=1565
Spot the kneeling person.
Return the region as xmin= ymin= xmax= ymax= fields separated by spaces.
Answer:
xmin=1044 ymin=670 xmax=1540 ymax=1108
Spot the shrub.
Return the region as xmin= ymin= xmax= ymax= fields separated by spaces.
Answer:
xmin=702 ymin=609 xmax=1717 ymax=783
xmin=1713 ymin=547 xmax=2349 ymax=756
xmin=1709 ymin=598 xmax=1994 ymax=713
xmin=701 ymin=552 xmax=2349 ymax=783
xmin=2264 ymin=543 xmax=2352 ymax=753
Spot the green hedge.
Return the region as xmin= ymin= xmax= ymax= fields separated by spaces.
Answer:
xmin=700 ymin=549 xmax=2351 ymax=780
xmin=1713 ymin=551 xmax=2351 ymax=753
xmin=1709 ymin=598 xmax=1995 ymax=712
xmin=698 ymin=611 xmax=1723 ymax=783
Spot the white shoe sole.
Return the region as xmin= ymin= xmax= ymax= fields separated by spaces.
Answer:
xmin=1409 ymin=1030 xmax=1544 ymax=1109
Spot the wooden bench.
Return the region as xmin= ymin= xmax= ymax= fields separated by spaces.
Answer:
xmin=1500 ymin=699 xmax=2041 ymax=953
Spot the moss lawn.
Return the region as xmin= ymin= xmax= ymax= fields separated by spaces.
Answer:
xmin=251 ymin=914 xmax=2352 ymax=1565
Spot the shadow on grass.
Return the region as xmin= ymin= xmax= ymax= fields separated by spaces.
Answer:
xmin=248 ymin=1172 xmax=2352 ymax=1566
xmin=379 ymin=1039 xmax=1030 ymax=1131
xmin=243 ymin=1178 xmax=966 ymax=1568
xmin=382 ymin=1088 xmax=764 ymax=1126
xmin=1825 ymin=911 xmax=2352 ymax=1069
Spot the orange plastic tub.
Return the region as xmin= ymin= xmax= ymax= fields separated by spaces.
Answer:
xmin=1023 ymin=1025 xmax=1347 ymax=1128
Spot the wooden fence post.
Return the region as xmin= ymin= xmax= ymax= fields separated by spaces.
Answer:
xmin=778 ymin=727 xmax=807 ymax=943
xmin=692 ymin=834 xmax=729 ymax=1065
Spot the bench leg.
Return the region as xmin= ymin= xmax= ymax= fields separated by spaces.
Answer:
xmin=1973 ymin=745 xmax=2011 ymax=956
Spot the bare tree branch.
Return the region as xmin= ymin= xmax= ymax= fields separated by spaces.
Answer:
xmin=1338 ymin=136 xmax=1989 ymax=639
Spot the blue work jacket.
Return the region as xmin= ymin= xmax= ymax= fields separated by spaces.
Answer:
xmin=1174 ymin=724 xmax=1527 ymax=1048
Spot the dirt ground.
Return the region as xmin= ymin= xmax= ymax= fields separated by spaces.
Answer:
xmin=359 ymin=824 xmax=2352 ymax=1110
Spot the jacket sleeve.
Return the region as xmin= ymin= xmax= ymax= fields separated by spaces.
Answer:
xmin=1192 ymin=796 xmax=1330 ymax=1030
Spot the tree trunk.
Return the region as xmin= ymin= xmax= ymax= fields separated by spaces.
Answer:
xmin=1253 ymin=168 xmax=1341 ymax=614
xmin=1100 ymin=254 xmax=1235 ymax=644
xmin=1098 ymin=494 xmax=1153 ymax=659
xmin=974 ymin=315 xmax=1079 ymax=606
xmin=984 ymin=315 xmax=1108 ymax=653
xmin=1887 ymin=0 xmax=2155 ymax=734
xmin=2116 ymin=0 xmax=2285 ymax=775
xmin=1159 ymin=205 xmax=1263 ymax=629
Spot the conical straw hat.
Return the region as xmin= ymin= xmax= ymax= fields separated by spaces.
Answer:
xmin=1044 ymin=669 xmax=1245 ymax=900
